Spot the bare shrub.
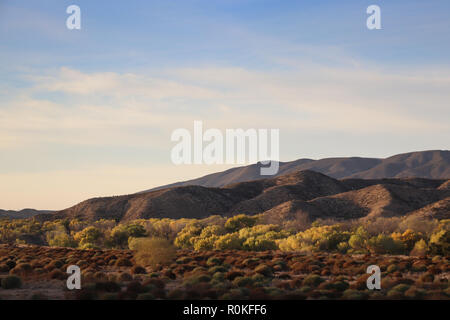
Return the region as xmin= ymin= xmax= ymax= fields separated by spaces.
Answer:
xmin=363 ymin=217 xmax=401 ymax=236
xmin=398 ymin=216 xmax=438 ymax=236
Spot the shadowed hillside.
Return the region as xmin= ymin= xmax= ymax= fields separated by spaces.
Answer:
xmin=50 ymin=170 xmax=450 ymax=223
xmin=142 ymin=150 xmax=449 ymax=192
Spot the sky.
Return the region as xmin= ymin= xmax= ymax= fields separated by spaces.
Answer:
xmin=0 ymin=0 xmax=449 ymax=210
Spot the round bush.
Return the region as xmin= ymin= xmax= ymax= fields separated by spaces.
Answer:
xmin=206 ymin=257 xmax=222 ymax=267
xmin=232 ymin=276 xmax=254 ymax=287
xmin=131 ymin=265 xmax=147 ymax=275
xmin=303 ymin=274 xmax=324 ymax=287
xmin=208 ymin=265 xmax=227 ymax=274
xmin=115 ymin=258 xmax=133 ymax=267
xmin=254 ymin=264 xmax=273 ymax=277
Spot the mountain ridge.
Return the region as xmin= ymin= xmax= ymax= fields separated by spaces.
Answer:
xmin=141 ymin=150 xmax=449 ymax=192
xmin=50 ymin=169 xmax=450 ymax=223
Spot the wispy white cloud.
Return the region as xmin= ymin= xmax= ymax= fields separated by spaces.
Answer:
xmin=2 ymin=63 xmax=449 ymax=152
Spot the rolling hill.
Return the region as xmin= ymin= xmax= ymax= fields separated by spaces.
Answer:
xmin=142 ymin=150 xmax=449 ymax=192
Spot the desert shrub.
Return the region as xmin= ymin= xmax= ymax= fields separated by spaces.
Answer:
xmin=278 ymin=225 xmax=349 ymax=253
xmin=367 ymin=234 xmax=404 ymax=254
xmin=47 ymin=260 xmax=64 ymax=270
xmin=429 ymin=229 xmax=450 ymax=256
xmin=138 ymin=219 xmax=176 ymax=241
xmin=242 ymin=237 xmax=277 ymax=251
xmin=232 ymin=276 xmax=254 ymax=287
xmin=206 ymin=256 xmax=223 ymax=267
xmin=226 ymin=270 xmax=244 ymax=281
xmin=238 ymin=224 xmax=285 ymax=239
xmin=398 ymin=216 xmax=438 ymax=236
xmin=387 ymin=284 xmax=410 ymax=298
xmin=68 ymin=219 xmax=90 ymax=232
xmin=115 ymin=258 xmax=133 ymax=267
xmin=1 ymin=275 xmax=22 ymax=289
xmin=110 ymin=224 xmax=147 ymax=249
xmin=363 ymin=217 xmax=401 ymax=236
xmin=193 ymin=235 xmax=219 ymax=251
xmin=45 ymin=225 xmax=77 ymax=248
xmin=131 ymin=265 xmax=147 ymax=274
xmin=330 ymin=280 xmax=349 ymax=292
xmin=74 ymin=226 xmax=103 ymax=249
xmin=337 ymin=242 xmax=350 ymax=253
xmin=404 ymin=286 xmax=426 ymax=299
xmin=208 ymin=265 xmax=227 ymax=274
xmin=241 ymin=257 xmax=260 ymax=268
xmin=200 ymin=225 xmax=225 ymax=238
xmin=174 ymin=224 xmax=202 ymax=249
xmin=348 ymin=227 xmax=369 ymax=252
xmin=303 ymin=274 xmax=324 ymax=287
xmin=214 ymin=233 xmax=244 ymax=250
xmin=254 ymin=264 xmax=273 ymax=277
xmin=419 ymin=273 xmax=434 ymax=283
xmin=225 ymin=215 xmax=257 ymax=232
xmin=212 ymin=272 xmax=225 ymax=281
xmin=411 ymin=261 xmax=427 ymax=272
xmin=391 ymin=229 xmax=423 ymax=252
xmin=133 ymin=237 xmax=176 ymax=268
xmin=184 ymin=274 xmax=211 ymax=286
xmin=410 ymin=239 xmax=428 ymax=256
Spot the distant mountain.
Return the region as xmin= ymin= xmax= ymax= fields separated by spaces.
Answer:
xmin=51 ymin=170 xmax=450 ymax=223
xmin=0 ymin=209 xmax=54 ymax=219
xmin=142 ymin=150 xmax=449 ymax=192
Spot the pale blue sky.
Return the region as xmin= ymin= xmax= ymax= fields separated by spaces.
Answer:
xmin=1 ymin=0 xmax=449 ymax=209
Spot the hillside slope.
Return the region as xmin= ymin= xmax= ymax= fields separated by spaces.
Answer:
xmin=50 ymin=170 xmax=450 ymax=223
xmin=142 ymin=150 xmax=449 ymax=192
